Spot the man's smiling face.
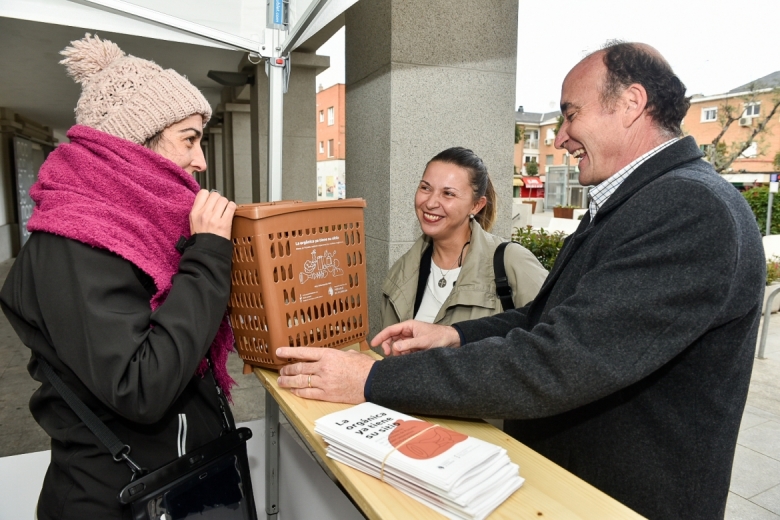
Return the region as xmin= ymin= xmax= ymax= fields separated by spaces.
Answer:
xmin=554 ymin=52 xmax=630 ymax=186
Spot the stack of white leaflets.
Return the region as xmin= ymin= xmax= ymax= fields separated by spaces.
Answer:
xmin=314 ymin=402 xmax=523 ymax=520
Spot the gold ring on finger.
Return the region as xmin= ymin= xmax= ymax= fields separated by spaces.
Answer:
xmin=308 ymin=374 xmax=312 ymax=388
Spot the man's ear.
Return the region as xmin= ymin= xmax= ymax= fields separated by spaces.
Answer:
xmin=621 ymin=83 xmax=648 ymax=128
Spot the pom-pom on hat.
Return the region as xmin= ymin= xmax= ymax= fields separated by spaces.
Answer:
xmin=60 ymin=34 xmax=212 ymax=145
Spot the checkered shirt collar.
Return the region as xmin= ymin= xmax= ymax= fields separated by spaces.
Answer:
xmin=588 ymin=138 xmax=678 ymax=220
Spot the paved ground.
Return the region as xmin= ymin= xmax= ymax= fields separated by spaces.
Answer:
xmin=1 ymin=221 xmax=779 ymax=517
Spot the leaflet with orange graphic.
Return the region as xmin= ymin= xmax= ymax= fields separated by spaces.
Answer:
xmin=314 ymin=403 xmax=523 ymax=520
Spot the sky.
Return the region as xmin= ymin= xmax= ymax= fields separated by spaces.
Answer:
xmin=315 ymin=0 xmax=779 ymax=114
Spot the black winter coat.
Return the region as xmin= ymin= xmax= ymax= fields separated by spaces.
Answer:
xmin=0 ymin=232 xmax=234 ymax=519
xmin=367 ymin=137 xmax=765 ymax=519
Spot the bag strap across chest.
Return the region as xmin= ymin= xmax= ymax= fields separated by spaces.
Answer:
xmin=493 ymin=242 xmax=515 ymax=311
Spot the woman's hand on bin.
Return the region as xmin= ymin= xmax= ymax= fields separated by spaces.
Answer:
xmin=371 ymin=320 xmax=461 ymax=356
xmin=277 ymin=348 xmax=374 ymax=404
xmin=189 ymin=189 xmax=237 ymax=240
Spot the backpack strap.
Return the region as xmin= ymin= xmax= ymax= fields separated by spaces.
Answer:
xmin=493 ymin=242 xmax=515 ymax=311
xmin=413 ymin=244 xmax=433 ymax=317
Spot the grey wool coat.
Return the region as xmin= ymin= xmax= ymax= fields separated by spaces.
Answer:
xmin=367 ymin=137 xmax=765 ymax=519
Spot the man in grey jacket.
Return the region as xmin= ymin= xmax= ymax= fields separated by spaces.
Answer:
xmin=277 ymin=41 xmax=765 ymax=519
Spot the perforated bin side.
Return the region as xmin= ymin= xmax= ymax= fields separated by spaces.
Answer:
xmin=276 ymin=218 xmax=368 ymax=351
xmin=229 ymin=233 xmax=274 ymax=367
xmin=229 ymin=200 xmax=369 ymax=370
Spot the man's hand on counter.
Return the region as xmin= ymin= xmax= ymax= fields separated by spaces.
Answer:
xmin=277 ymin=347 xmax=375 ymax=404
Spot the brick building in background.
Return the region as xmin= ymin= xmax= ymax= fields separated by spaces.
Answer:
xmin=514 ymin=70 xmax=780 ymax=206
xmin=682 ymin=71 xmax=780 ymax=188
xmin=514 ymin=107 xmax=561 ymax=177
xmin=513 ymin=108 xmax=568 ymax=206
xmin=316 ymin=83 xmax=346 ymax=200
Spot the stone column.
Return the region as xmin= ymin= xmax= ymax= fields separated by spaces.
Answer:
xmin=207 ymin=126 xmax=224 ymax=193
xmin=220 ymin=100 xmax=235 ymax=201
xmin=224 ymin=103 xmax=253 ymax=204
xmin=0 ymin=108 xmax=19 ymax=261
xmin=246 ymin=52 xmax=329 ymax=203
xmin=221 ymin=107 xmax=253 ymax=203
xmin=345 ymin=0 xmax=519 ymax=337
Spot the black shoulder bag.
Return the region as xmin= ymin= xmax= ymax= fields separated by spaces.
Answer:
xmin=493 ymin=242 xmax=515 ymax=311
xmin=37 ymin=356 xmax=258 ymax=520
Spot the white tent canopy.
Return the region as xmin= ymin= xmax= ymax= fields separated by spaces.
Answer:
xmin=1 ymin=0 xmax=356 ymax=54
xmin=1 ymin=0 xmax=358 ymax=202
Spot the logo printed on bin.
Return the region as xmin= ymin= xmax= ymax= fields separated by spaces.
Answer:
xmin=299 ymin=249 xmax=344 ymax=283
xmin=295 ymin=235 xmax=342 ymax=248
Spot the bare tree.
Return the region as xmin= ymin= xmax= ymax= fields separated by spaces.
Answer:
xmin=708 ymin=84 xmax=780 ymax=173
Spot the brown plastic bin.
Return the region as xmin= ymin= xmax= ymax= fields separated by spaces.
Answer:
xmin=229 ymin=198 xmax=369 ymax=371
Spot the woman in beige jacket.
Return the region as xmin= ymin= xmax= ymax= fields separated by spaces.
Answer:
xmin=380 ymin=147 xmax=547 ymax=329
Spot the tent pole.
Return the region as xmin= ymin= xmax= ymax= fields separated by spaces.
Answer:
xmin=264 ymin=0 xmax=329 ymax=203
xmin=281 ymin=0 xmax=332 ymax=55
xmin=267 ymin=58 xmax=284 ymax=203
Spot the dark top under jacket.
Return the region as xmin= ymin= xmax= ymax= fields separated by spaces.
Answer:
xmin=0 ymin=232 xmax=234 ymax=519
xmin=366 ymin=137 xmax=765 ymax=519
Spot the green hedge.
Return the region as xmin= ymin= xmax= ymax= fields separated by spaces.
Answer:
xmin=513 ymin=203 xmax=780 ymax=282
xmin=742 ymin=186 xmax=780 ymax=235
xmin=511 ymin=226 xmax=566 ymax=271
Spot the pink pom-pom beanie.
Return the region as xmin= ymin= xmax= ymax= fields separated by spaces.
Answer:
xmin=60 ymin=33 xmax=212 ymax=145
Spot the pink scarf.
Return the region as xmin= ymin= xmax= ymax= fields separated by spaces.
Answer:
xmin=28 ymin=125 xmax=235 ymax=398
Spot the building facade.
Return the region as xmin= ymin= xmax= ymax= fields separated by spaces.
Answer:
xmin=682 ymin=71 xmax=780 ymax=185
xmin=513 ymin=108 xmax=570 ymax=205
xmin=514 ymin=70 xmax=780 ymax=200
xmin=513 ymin=107 xmax=562 ymax=176
xmin=315 ymin=83 xmax=346 ymax=200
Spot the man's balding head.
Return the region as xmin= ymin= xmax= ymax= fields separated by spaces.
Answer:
xmin=596 ymin=41 xmax=689 ymax=137
xmin=554 ymin=41 xmax=689 ymax=185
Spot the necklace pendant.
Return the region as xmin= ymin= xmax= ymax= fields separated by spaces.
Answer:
xmin=438 ymin=277 xmax=447 ymax=288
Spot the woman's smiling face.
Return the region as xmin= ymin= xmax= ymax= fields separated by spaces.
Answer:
xmin=415 ymin=160 xmax=485 ymax=241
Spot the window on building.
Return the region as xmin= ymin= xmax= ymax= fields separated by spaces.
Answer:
xmin=524 ymin=156 xmax=537 ymax=164
xmin=545 ymin=154 xmax=554 ymax=165
xmin=327 ymin=139 xmax=334 ymax=157
xmin=319 ymin=141 xmax=324 ymax=154
xmin=327 ymin=107 xmax=334 ymax=126
xmin=701 ymin=107 xmax=717 ymax=122
xmin=744 ymin=103 xmax=761 ymax=118
xmin=523 ymin=130 xmax=539 ymax=149
xmin=319 ymin=110 xmax=324 ymax=123
xmin=562 ymin=153 xmax=567 ymax=163
xmin=741 ymin=142 xmax=758 ymax=158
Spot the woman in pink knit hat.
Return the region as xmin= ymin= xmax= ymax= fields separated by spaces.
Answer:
xmin=0 ymin=34 xmax=240 ymax=519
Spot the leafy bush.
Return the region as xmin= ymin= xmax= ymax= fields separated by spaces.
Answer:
xmin=768 ymin=256 xmax=780 ymax=286
xmin=742 ymin=186 xmax=780 ymax=235
xmin=525 ymin=161 xmax=539 ymax=176
xmin=512 ymin=226 xmax=566 ymax=270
